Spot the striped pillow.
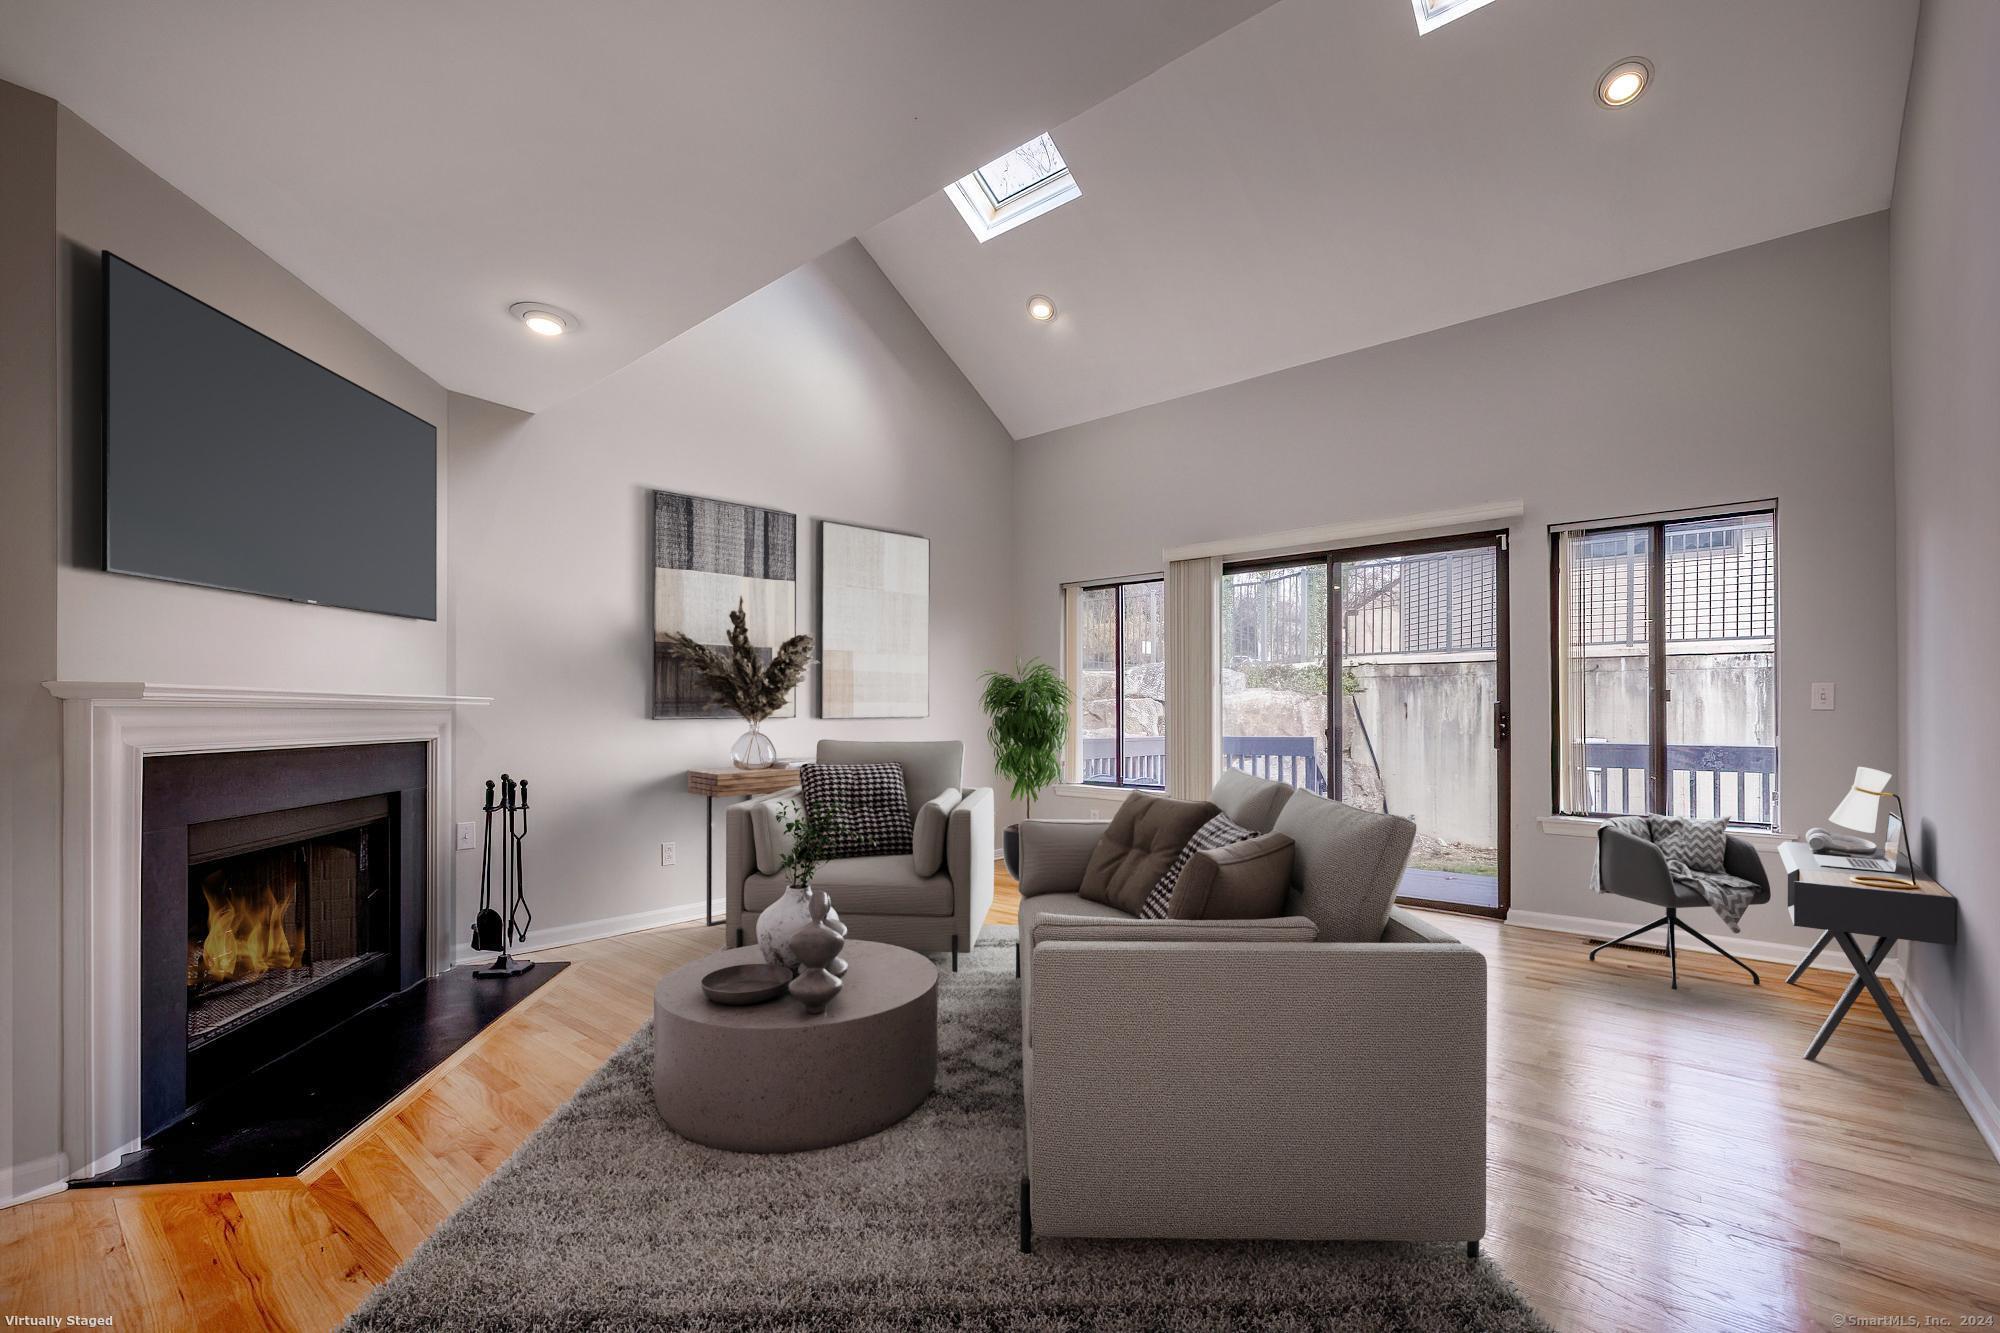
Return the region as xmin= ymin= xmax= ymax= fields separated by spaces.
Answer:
xmin=1139 ymin=813 xmax=1257 ymax=919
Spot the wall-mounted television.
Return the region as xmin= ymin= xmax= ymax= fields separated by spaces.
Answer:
xmin=103 ymin=252 xmax=438 ymax=620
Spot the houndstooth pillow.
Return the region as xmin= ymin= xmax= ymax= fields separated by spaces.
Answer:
xmin=1139 ymin=812 xmax=1257 ymax=918
xmin=1648 ymin=814 xmax=1728 ymax=873
xmin=801 ymin=762 xmax=913 ymax=860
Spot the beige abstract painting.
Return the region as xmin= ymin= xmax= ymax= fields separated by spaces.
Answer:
xmin=819 ymin=521 xmax=929 ymax=718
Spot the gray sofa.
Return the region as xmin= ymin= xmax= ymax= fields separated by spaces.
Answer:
xmin=1013 ymin=771 xmax=1488 ymax=1252
xmin=725 ymin=740 xmax=994 ymax=969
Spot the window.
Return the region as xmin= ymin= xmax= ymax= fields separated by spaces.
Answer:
xmin=1411 ymin=0 xmax=1503 ymax=34
xmin=945 ymin=132 xmax=1082 ymax=242
xmin=1553 ymin=507 xmax=1778 ymax=826
xmin=1065 ymin=578 xmax=1166 ymax=788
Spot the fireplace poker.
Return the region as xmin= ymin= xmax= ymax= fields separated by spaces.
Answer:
xmin=471 ymin=779 xmax=504 ymax=953
xmin=473 ymin=774 xmax=534 ymax=978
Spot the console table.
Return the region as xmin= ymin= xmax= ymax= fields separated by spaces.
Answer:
xmin=688 ymin=766 xmax=802 ymax=926
xmin=1778 ymin=841 xmax=1957 ymax=1084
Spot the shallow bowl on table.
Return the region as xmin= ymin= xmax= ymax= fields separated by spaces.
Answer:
xmin=700 ymin=962 xmax=794 ymax=1006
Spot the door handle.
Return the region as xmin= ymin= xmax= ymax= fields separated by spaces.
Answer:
xmin=1493 ymin=703 xmax=1509 ymax=749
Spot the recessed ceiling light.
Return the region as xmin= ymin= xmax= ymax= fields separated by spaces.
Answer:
xmin=508 ymin=302 xmax=576 ymax=337
xmin=1597 ymin=58 xmax=1653 ymax=108
xmin=1026 ymin=295 xmax=1057 ymax=323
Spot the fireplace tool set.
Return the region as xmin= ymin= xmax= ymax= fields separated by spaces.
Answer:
xmin=472 ymin=775 xmax=535 ymax=978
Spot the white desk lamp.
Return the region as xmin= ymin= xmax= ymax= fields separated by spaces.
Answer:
xmin=1828 ymin=766 xmax=1918 ymax=890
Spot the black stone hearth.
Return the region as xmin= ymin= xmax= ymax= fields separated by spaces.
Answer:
xmin=71 ymin=960 xmax=565 ymax=1187
xmin=80 ymin=742 xmax=566 ymax=1189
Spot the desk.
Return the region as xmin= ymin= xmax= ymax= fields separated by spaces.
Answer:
xmin=688 ymin=767 xmax=802 ymax=926
xmin=1778 ymin=841 xmax=1957 ymax=1084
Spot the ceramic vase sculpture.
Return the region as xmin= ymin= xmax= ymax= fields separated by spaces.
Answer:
xmin=757 ymin=879 xmax=846 ymax=971
xmin=730 ymin=721 xmax=777 ymax=770
xmin=756 ymin=881 xmax=814 ymax=969
xmin=824 ymin=902 xmax=849 ymax=977
xmin=787 ymin=886 xmax=846 ymax=1014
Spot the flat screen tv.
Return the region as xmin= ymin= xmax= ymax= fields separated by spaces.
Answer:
xmin=103 ymin=252 xmax=438 ymax=620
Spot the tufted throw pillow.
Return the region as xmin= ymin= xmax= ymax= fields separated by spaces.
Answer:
xmin=1649 ymin=815 xmax=1728 ymax=873
xmin=1169 ymin=831 xmax=1296 ymax=920
xmin=1139 ymin=812 xmax=1257 ymax=918
xmin=1077 ymin=792 xmax=1220 ymax=915
xmin=801 ymin=762 xmax=912 ymax=860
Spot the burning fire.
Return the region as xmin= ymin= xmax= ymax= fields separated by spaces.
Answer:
xmin=198 ymin=870 xmax=303 ymax=985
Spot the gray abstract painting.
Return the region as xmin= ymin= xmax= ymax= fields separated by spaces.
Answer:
xmin=652 ymin=491 xmax=797 ymax=719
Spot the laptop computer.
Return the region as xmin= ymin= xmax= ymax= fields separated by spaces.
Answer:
xmin=1815 ymin=813 xmax=1907 ymax=873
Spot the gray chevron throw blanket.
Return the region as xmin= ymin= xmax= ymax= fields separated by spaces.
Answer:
xmin=1592 ymin=814 xmax=1760 ymax=932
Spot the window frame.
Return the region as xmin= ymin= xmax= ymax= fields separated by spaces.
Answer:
xmin=945 ymin=133 xmax=1082 ymax=243
xmin=1065 ymin=575 xmax=1167 ymax=791
xmin=1549 ymin=502 xmax=1779 ymax=828
xmin=1412 ymin=0 xmax=1504 ymax=36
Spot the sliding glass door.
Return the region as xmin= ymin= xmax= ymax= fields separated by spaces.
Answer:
xmin=1222 ymin=532 xmax=1510 ymax=915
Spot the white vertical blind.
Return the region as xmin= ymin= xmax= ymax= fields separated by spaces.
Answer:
xmin=1165 ymin=556 xmax=1223 ymax=800
xmin=1552 ymin=527 xmax=1590 ymax=815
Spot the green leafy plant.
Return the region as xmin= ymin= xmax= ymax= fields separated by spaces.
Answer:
xmin=980 ymin=660 xmax=1071 ymax=817
xmin=776 ymin=797 xmax=844 ymax=888
xmin=660 ymin=598 xmax=813 ymax=724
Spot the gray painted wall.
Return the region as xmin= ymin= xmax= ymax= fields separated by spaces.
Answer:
xmin=445 ymin=240 xmax=1016 ymax=950
xmin=1892 ymin=0 xmax=2000 ymax=1142
xmin=1016 ymin=215 xmax=1899 ymax=956
xmin=52 ymin=107 xmax=449 ymax=692
xmin=0 ymin=81 xmax=63 ymax=1204
xmin=1 ymin=89 xmax=452 ymax=1199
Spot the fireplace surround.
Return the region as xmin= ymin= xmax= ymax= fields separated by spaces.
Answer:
xmin=141 ymin=743 xmax=428 ymax=1135
xmin=47 ymin=683 xmax=486 ymax=1180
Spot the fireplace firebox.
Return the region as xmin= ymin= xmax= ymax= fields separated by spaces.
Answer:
xmin=141 ymin=744 xmax=427 ymax=1136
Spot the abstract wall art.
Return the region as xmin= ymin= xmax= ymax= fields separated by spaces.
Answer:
xmin=818 ymin=520 xmax=929 ymax=719
xmin=652 ymin=491 xmax=797 ymax=719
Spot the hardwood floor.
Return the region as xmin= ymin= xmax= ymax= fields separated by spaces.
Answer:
xmin=6 ymin=873 xmax=1997 ymax=1331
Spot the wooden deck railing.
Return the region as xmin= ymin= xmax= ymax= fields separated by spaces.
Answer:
xmin=1581 ymin=741 xmax=1777 ymax=825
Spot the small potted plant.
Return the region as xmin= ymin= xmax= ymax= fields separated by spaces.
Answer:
xmin=980 ymin=660 xmax=1071 ymax=876
xmin=660 ymin=598 xmax=813 ymax=768
xmin=758 ymin=797 xmax=846 ymax=970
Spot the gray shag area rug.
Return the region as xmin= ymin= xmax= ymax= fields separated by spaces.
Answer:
xmin=346 ymin=928 xmax=1548 ymax=1332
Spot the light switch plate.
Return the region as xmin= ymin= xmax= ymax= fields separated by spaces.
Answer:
xmin=1810 ymin=682 xmax=1836 ymax=711
xmin=455 ymin=821 xmax=476 ymax=850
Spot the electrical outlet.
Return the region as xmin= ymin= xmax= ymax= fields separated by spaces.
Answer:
xmin=660 ymin=842 xmax=677 ymax=867
xmin=455 ymin=821 xmax=476 ymax=851
xmin=1810 ymin=682 xmax=1836 ymax=711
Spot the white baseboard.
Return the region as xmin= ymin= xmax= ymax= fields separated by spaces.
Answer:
xmin=1 ymin=1152 xmax=70 ymax=1211
xmin=1902 ymin=980 xmax=2000 ymax=1167
xmin=1504 ymin=909 xmax=1901 ymax=983
xmin=451 ymin=900 xmax=711 ymax=967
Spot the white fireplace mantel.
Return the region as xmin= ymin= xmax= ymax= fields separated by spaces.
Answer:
xmin=45 ymin=681 xmax=490 ymax=1181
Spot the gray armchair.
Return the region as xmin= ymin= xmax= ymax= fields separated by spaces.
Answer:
xmin=1011 ymin=773 xmax=1487 ymax=1254
xmin=1590 ymin=823 xmax=1771 ymax=987
xmin=725 ymin=740 xmax=993 ymax=970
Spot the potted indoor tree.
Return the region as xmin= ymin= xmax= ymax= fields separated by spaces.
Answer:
xmin=980 ymin=660 xmax=1071 ymax=876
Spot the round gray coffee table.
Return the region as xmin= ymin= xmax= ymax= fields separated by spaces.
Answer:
xmin=652 ymin=939 xmax=938 ymax=1153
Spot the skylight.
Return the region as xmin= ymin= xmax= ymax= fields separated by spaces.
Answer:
xmin=945 ymin=132 xmax=1081 ymax=242
xmin=1412 ymin=0 xmax=1502 ymax=35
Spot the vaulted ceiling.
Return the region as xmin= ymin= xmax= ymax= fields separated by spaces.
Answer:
xmin=0 ymin=0 xmax=1277 ymax=411
xmin=1 ymin=1 xmax=1921 ymax=435
xmin=863 ymin=0 xmax=1921 ymax=438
